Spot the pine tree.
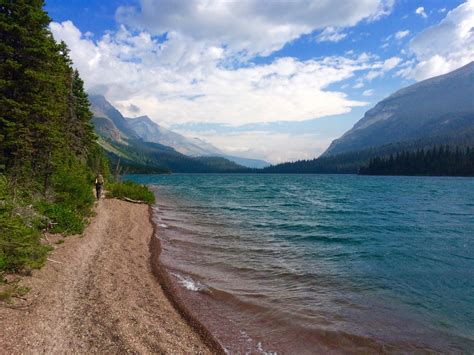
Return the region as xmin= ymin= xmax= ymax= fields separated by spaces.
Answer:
xmin=0 ymin=0 xmax=68 ymax=193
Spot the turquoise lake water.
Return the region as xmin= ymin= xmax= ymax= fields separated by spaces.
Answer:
xmin=128 ymin=174 xmax=474 ymax=353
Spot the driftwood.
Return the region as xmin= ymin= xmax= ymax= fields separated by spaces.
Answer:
xmin=120 ymin=197 xmax=146 ymax=204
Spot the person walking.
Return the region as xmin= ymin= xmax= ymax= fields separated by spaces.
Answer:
xmin=95 ymin=174 xmax=104 ymax=200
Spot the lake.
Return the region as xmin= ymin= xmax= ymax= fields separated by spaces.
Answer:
xmin=128 ymin=174 xmax=474 ymax=353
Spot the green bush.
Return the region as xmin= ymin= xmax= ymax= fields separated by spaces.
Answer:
xmin=0 ymin=215 xmax=51 ymax=272
xmin=52 ymin=155 xmax=95 ymax=216
xmin=32 ymin=154 xmax=95 ymax=235
xmin=34 ymin=201 xmax=85 ymax=234
xmin=0 ymin=176 xmax=50 ymax=273
xmin=107 ymin=181 xmax=155 ymax=204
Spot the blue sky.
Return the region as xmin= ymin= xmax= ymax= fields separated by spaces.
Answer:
xmin=47 ymin=0 xmax=474 ymax=162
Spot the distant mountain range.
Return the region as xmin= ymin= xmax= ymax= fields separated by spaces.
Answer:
xmin=91 ymin=62 xmax=474 ymax=174
xmin=126 ymin=115 xmax=269 ymax=168
xmin=265 ymin=61 xmax=474 ymax=173
xmin=90 ymin=95 xmax=268 ymax=171
xmin=126 ymin=115 xmax=221 ymax=157
xmin=90 ymin=95 xmax=252 ymax=173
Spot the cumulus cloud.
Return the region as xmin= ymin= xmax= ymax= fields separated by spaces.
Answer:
xmin=402 ymin=0 xmax=474 ymax=80
xmin=362 ymin=89 xmax=374 ymax=96
xmin=116 ymin=0 xmax=394 ymax=56
xmin=395 ymin=30 xmax=410 ymax=40
xmin=49 ymin=1 xmax=398 ymax=160
xmin=415 ymin=7 xmax=427 ymax=18
xmin=50 ymin=20 xmax=382 ymax=126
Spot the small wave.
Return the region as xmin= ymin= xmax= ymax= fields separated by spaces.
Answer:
xmin=237 ymin=330 xmax=277 ymax=355
xmin=172 ymin=272 xmax=207 ymax=292
xmin=158 ymin=223 xmax=168 ymax=228
xmin=257 ymin=341 xmax=278 ymax=355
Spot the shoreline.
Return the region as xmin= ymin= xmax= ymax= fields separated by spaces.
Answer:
xmin=148 ymin=205 xmax=225 ymax=354
xmin=0 ymin=198 xmax=222 ymax=353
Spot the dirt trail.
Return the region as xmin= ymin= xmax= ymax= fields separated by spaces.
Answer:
xmin=0 ymin=198 xmax=216 ymax=354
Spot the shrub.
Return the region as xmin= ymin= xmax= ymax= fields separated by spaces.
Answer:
xmin=0 ymin=214 xmax=51 ymax=272
xmin=32 ymin=155 xmax=95 ymax=235
xmin=107 ymin=181 xmax=155 ymax=204
xmin=52 ymin=155 xmax=95 ymax=216
xmin=34 ymin=201 xmax=86 ymax=234
xmin=0 ymin=176 xmax=50 ymax=273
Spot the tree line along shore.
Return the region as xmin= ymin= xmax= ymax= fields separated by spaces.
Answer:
xmin=0 ymin=1 xmax=153 ymax=293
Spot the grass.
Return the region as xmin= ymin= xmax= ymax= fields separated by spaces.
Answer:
xmin=106 ymin=180 xmax=156 ymax=204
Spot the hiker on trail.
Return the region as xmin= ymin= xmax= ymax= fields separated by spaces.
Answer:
xmin=95 ymin=174 xmax=104 ymax=200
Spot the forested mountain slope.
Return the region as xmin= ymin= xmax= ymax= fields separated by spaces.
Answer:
xmin=324 ymin=61 xmax=474 ymax=156
xmin=263 ymin=63 xmax=474 ymax=174
xmin=89 ymin=96 xmax=249 ymax=173
xmin=127 ymin=115 xmax=269 ymax=168
xmin=127 ymin=115 xmax=221 ymax=156
xmin=90 ymin=95 xmax=268 ymax=169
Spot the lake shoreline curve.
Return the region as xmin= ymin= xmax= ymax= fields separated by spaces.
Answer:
xmin=0 ymin=198 xmax=223 ymax=354
xmin=148 ymin=205 xmax=225 ymax=354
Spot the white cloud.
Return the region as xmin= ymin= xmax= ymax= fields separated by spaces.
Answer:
xmin=50 ymin=20 xmax=381 ymax=127
xmin=395 ymin=30 xmax=410 ymax=40
xmin=415 ymin=6 xmax=427 ymax=18
xmin=382 ymin=56 xmax=401 ymax=70
xmin=176 ymin=130 xmax=333 ymax=163
xmin=403 ymin=0 xmax=474 ymax=80
xmin=49 ymin=1 xmax=398 ymax=161
xmin=116 ymin=0 xmax=394 ymax=57
xmin=364 ymin=56 xmax=401 ymax=80
xmin=317 ymin=27 xmax=347 ymax=43
xmin=362 ymin=89 xmax=374 ymax=96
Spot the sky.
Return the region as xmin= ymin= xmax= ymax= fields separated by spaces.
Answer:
xmin=46 ymin=0 xmax=474 ymax=163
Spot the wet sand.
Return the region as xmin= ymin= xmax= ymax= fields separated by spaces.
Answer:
xmin=0 ymin=198 xmax=223 ymax=354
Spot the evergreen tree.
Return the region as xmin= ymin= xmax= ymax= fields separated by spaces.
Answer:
xmin=0 ymin=0 xmax=100 ymax=193
xmin=0 ymin=0 xmax=69 ymax=192
xmin=359 ymin=146 xmax=474 ymax=176
xmin=0 ymin=0 xmax=107 ymax=272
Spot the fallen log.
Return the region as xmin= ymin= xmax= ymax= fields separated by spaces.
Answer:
xmin=120 ymin=197 xmax=146 ymax=204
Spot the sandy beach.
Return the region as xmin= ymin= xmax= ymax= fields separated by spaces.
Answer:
xmin=0 ymin=198 xmax=222 ymax=354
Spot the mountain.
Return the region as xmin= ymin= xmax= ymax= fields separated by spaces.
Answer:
xmin=89 ymin=95 xmax=249 ymax=173
xmin=220 ymin=155 xmax=269 ymax=169
xmin=262 ymin=62 xmax=474 ymax=174
xmin=127 ymin=115 xmax=269 ymax=168
xmin=127 ymin=115 xmax=221 ymax=156
xmin=261 ymin=130 xmax=474 ymax=174
xmin=323 ymin=61 xmax=474 ymax=157
xmin=90 ymin=95 xmax=140 ymax=141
